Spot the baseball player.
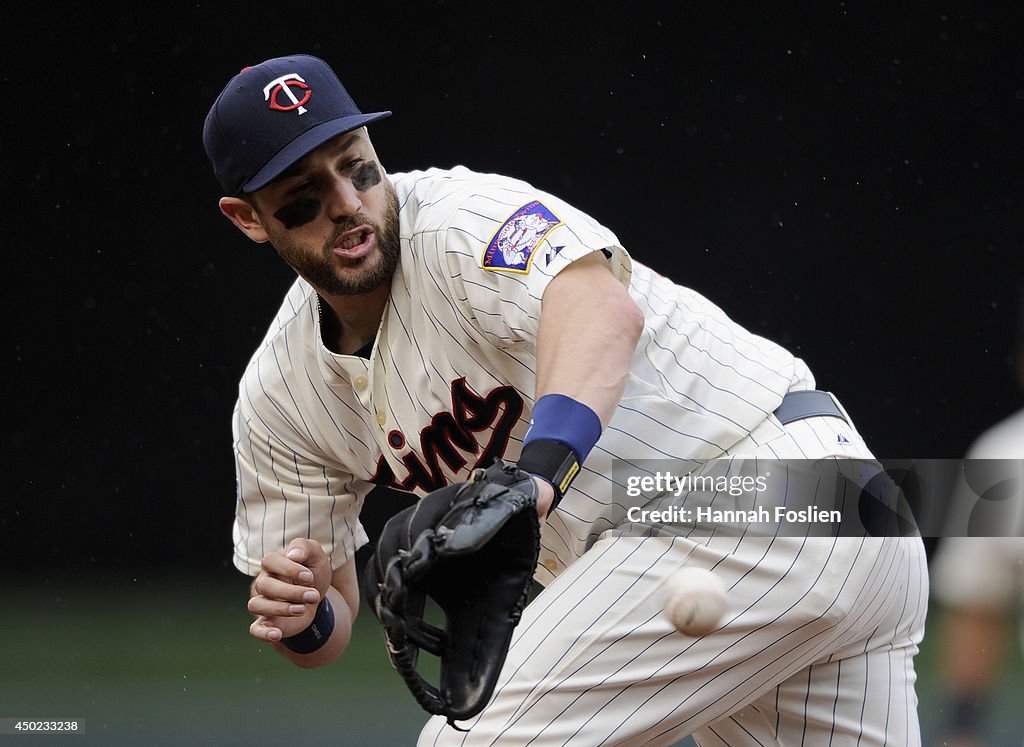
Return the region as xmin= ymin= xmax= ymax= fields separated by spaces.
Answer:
xmin=203 ymin=54 xmax=928 ymax=745
xmin=930 ymin=297 xmax=1024 ymax=746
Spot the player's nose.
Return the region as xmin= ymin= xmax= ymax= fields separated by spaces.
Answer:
xmin=323 ymin=177 xmax=362 ymax=221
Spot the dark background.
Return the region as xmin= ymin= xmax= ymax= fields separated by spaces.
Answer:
xmin=6 ymin=2 xmax=1023 ymax=573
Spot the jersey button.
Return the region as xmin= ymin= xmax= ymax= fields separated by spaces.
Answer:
xmin=375 ymin=410 xmax=387 ymax=426
xmin=354 ymin=375 xmax=368 ymax=391
xmin=542 ymin=558 xmax=558 ymax=573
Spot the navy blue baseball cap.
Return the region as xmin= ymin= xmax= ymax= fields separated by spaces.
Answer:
xmin=203 ymin=54 xmax=391 ymax=195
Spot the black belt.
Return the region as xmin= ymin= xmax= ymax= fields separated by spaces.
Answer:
xmin=773 ymin=390 xmax=848 ymax=426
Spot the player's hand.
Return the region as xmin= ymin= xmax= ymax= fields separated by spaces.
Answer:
xmin=248 ymin=538 xmax=332 ymax=643
xmin=532 ymin=475 xmax=556 ymax=520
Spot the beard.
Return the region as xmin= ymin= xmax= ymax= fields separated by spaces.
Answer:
xmin=273 ymin=179 xmax=401 ymax=296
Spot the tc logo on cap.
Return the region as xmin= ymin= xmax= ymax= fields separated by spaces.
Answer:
xmin=263 ymin=73 xmax=312 ymax=115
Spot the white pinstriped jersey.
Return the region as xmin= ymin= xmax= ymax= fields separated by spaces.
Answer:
xmin=231 ymin=166 xmax=814 ymax=581
xmin=232 ymin=165 xmax=927 ymax=745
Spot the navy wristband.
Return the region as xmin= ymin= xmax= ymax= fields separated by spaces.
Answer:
xmin=281 ymin=596 xmax=335 ymax=654
xmin=519 ymin=394 xmax=602 ymax=509
xmin=523 ymin=394 xmax=602 ymax=459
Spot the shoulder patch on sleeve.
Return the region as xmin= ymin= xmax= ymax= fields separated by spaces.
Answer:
xmin=482 ymin=201 xmax=562 ymax=273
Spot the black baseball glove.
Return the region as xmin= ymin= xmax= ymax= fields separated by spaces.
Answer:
xmin=362 ymin=459 xmax=541 ymax=726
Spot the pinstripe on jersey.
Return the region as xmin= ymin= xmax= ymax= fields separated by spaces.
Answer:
xmin=230 ymin=165 xmax=927 ymax=745
xmin=416 ymin=413 xmax=928 ymax=746
xmin=232 ymin=166 xmax=809 ymax=579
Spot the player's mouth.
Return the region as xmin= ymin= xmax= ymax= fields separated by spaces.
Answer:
xmin=331 ymin=227 xmax=375 ymax=261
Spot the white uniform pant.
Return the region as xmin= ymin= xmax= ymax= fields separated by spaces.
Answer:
xmin=419 ymin=409 xmax=930 ymax=746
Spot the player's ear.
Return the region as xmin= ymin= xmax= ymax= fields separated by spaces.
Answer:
xmin=219 ymin=196 xmax=270 ymax=243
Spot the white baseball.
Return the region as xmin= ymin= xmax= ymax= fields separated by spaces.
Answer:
xmin=661 ymin=567 xmax=727 ymax=636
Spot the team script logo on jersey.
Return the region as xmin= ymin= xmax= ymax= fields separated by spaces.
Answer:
xmin=482 ymin=201 xmax=562 ymax=273
xmin=263 ymin=73 xmax=312 ymax=115
xmin=370 ymin=379 xmax=524 ymax=493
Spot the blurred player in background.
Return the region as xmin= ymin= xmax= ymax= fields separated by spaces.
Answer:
xmin=930 ymin=290 xmax=1024 ymax=747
